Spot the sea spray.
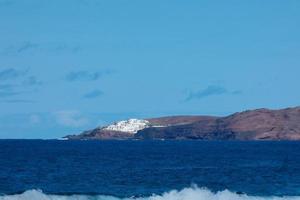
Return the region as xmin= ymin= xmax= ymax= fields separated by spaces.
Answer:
xmin=2 ymin=187 xmax=300 ymax=200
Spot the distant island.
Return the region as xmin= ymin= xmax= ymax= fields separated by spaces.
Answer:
xmin=65 ymin=106 xmax=300 ymax=140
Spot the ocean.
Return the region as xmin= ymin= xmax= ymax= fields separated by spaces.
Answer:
xmin=0 ymin=140 xmax=300 ymax=200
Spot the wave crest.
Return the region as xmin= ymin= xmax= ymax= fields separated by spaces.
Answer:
xmin=1 ymin=187 xmax=300 ymax=200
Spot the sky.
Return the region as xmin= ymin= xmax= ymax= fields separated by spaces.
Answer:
xmin=0 ymin=0 xmax=300 ymax=139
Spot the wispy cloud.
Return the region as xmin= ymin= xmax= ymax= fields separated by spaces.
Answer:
xmin=0 ymin=83 xmax=32 ymax=99
xmin=0 ymin=68 xmax=42 ymax=102
xmin=0 ymin=84 xmax=15 ymax=91
xmin=22 ymin=76 xmax=43 ymax=86
xmin=54 ymin=110 xmax=89 ymax=127
xmin=232 ymin=90 xmax=243 ymax=95
xmin=17 ymin=42 xmax=39 ymax=53
xmin=0 ymin=68 xmax=28 ymax=80
xmin=185 ymin=85 xmax=242 ymax=101
xmin=52 ymin=44 xmax=82 ymax=53
xmin=0 ymin=91 xmax=20 ymax=98
xmin=65 ymin=70 xmax=113 ymax=82
xmin=1 ymin=42 xmax=82 ymax=55
xmin=83 ymin=89 xmax=103 ymax=99
xmin=0 ymin=99 xmax=35 ymax=103
xmin=0 ymin=83 xmax=19 ymax=97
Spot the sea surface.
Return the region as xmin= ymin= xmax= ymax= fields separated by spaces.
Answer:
xmin=1 ymin=140 xmax=300 ymax=200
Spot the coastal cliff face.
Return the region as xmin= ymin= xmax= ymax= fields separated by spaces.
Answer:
xmin=65 ymin=106 xmax=300 ymax=140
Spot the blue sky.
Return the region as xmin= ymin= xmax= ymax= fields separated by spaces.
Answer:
xmin=0 ymin=0 xmax=300 ymax=138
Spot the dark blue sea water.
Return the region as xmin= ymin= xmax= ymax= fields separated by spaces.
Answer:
xmin=1 ymin=140 xmax=300 ymax=200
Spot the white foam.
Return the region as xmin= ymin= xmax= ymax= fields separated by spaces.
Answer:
xmin=1 ymin=187 xmax=300 ymax=200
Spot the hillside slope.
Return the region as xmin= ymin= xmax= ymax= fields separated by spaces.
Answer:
xmin=136 ymin=107 xmax=300 ymax=140
xmin=65 ymin=106 xmax=300 ymax=140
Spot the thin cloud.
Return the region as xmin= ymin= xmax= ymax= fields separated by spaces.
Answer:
xmin=232 ymin=90 xmax=243 ymax=95
xmin=65 ymin=70 xmax=113 ymax=82
xmin=17 ymin=42 xmax=39 ymax=53
xmin=185 ymin=85 xmax=242 ymax=101
xmin=0 ymin=84 xmax=15 ymax=91
xmin=0 ymin=69 xmax=41 ymax=102
xmin=1 ymin=42 xmax=81 ymax=55
xmin=0 ymin=68 xmax=28 ymax=80
xmin=0 ymin=99 xmax=35 ymax=103
xmin=0 ymin=85 xmax=31 ymax=98
xmin=51 ymin=44 xmax=82 ymax=54
xmin=22 ymin=76 xmax=43 ymax=86
xmin=0 ymin=91 xmax=20 ymax=98
xmin=54 ymin=110 xmax=89 ymax=127
xmin=0 ymin=83 xmax=19 ymax=97
xmin=83 ymin=89 xmax=103 ymax=99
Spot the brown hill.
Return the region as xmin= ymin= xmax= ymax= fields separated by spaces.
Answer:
xmin=146 ymin=115 xmax=217 ymax=126
xmin=136 ymin=106 xmax=300 ymax=140
xmin=64 ymin=116 xmax=210 ymax=140
xmin=65 ymin=106 xmax=300 ymax=140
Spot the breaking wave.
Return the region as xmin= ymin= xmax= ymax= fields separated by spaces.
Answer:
xmin=1 ymin=187 xmax=300 ymax=200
